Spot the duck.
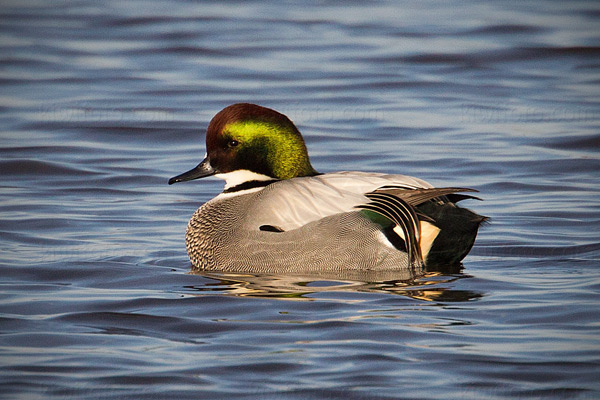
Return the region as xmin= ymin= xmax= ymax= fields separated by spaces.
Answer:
xmin=169 ymin=103 xmax=486 ymax=275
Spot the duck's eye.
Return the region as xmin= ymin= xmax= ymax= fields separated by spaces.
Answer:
xmin=228 ymin=139 xmax=239 ymax=148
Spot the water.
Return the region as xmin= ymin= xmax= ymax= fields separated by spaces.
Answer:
xmin=1 ymin=0 xmax=599 ymax=398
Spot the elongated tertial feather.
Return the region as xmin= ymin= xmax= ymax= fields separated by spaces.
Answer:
xmin=445 ymin=193 xmax=482 ymax=203
xmin=373 ymin=187 xmax=479 ymax=206
xmin=357 ymin=192 xmax=423 ymax=267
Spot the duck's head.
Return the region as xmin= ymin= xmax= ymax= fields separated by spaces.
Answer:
xmin=169 ymin=103 xmax=318 ymax=189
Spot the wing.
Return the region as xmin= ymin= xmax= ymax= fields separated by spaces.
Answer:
xmin=242 ymin=171 xmax=433 ymax=231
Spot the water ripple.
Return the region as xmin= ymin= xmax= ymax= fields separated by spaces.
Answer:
xmin=1 ymin=0 xmax=599 ymax=399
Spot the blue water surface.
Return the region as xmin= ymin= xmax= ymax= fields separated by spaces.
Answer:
xmin=1 ymin=0 xmax=599 ymax=399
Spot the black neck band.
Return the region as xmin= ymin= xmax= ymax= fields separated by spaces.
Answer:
xmin=223 ymin=179 xmax=278 ymax=193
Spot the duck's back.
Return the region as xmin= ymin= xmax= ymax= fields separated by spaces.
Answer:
xmin=243 ymin=171 xmax=433 ymax=232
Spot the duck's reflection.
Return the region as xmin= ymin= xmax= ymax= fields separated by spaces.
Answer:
xmin=187 ymin=264 xmax=482 ymax=302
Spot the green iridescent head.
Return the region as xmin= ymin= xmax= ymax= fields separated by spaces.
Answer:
xmin=168 ymin=103 xmax=319 ymax=186
xmin=219 ymin=104 xmax=320 ymax=176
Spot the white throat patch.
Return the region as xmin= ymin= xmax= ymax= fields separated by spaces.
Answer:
xmin=215 ymin=170 xmax=274 ymax=190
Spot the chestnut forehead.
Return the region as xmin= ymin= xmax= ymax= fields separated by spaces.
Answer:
xmin=209 ymin=104 xmax=282 ymax=130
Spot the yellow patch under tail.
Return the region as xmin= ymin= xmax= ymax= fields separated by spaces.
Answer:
xmin=419 ymin=221 xmax=440 ymax=264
